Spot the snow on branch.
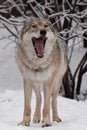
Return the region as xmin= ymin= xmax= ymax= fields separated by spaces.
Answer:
xmin=0 ymin=15 xmax=23 ymax=25
xmin=0 ymin=0 xmax=87 ymax=45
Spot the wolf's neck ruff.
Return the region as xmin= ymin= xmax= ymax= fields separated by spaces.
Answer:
xmin=18 ymin=43 xmax=53 ymax=73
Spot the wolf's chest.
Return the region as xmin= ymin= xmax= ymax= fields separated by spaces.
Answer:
xmin=24 ymin=65 xmax=55 ymax=83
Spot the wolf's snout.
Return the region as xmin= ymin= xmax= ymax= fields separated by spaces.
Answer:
xmin=40 ymin=30 xmax=46 ymax=36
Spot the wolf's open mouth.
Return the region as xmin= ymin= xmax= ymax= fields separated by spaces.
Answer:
xmin=32 ymin=36 xmax=47 ymax=58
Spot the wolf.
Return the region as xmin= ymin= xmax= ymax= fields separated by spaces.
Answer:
xmin=16 ymin=18 xmax=67 ymax=127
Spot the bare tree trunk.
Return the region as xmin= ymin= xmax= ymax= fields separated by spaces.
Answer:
xmin=63 ymin=66 xmax=74 ymax=99
xmin=83 ymin=32 xmax=87 ymax=48
xmin=75 ymin=52 xmax=87 ymax=94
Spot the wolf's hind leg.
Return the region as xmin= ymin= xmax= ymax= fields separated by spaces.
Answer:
xmin=18 ymin=78 xmax=32 ymax=126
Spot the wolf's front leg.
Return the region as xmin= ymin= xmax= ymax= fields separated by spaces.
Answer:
xmin=18 ymin=78 xmax=32 ymax=126
xmin=42 ymin=82 xmax=52 ymax=127
xmin=33 ymin=86 xmax=41 ymax=123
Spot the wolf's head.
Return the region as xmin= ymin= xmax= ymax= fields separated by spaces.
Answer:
xmin=19 ymin=19 xmax=56 ymax=61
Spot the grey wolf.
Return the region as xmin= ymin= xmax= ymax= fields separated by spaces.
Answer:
xmin=16 ymin=18 xmax=67 ymax=127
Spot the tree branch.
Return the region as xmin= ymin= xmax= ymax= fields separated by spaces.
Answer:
xmin=3 ymin=23 xmax=18 ymax=39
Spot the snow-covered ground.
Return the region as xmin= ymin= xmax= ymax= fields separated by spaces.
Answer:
xmin=0 ymin=28 xmax=87 ymax=130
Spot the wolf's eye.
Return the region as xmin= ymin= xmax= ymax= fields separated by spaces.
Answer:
xmin=44 ymin=24 xmax=48 ymax=28
xmin=31 ymin=25 xmax=37 ymax=28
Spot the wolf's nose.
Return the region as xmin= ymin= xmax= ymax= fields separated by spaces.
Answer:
xmin=40 ymin=30 xmax=46 ymax=36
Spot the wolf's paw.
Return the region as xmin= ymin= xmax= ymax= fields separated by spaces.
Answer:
xmin=33 ymin=114 xmax=40 ymax=123
xmin=53 ymin=117 xmax=61 ymax=123
xmin=42 ymin=117 xmax=52 ymax=127
xmin=42 ymin=122 xmax=52 ymax=127
xmin=18 ymin=120 xmax=30 ymax=126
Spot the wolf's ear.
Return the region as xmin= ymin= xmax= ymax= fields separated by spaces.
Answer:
xmin=44 ymin=15 xmax=50 ymax=21
xmin=23 ymin=20 xmax=30 ymax=27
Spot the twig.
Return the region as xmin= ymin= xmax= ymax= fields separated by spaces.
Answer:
xmin=3 ymin=23 xmax=18 ymax=39
xmin=28 ymin=2 xmax=40 ymax=17
xmin=68 ymin=38 xmax=75 ymax=63
xmin=8 ymin=0 xmax=28 ymax=18
xmin=3 ymin=42 xmax=16 ymax=49
xmin=0 ymin=15 xmax=23 ymax=25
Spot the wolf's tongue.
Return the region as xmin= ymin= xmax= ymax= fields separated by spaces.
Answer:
xmin=35 ymin=40 xmax=44 ymax=55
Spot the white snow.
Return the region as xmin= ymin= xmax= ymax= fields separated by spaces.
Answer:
xmin=0 ymin=28 xmax=87 ymax=130
xmin=0 ymin=90 xmax=87 ymax=130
